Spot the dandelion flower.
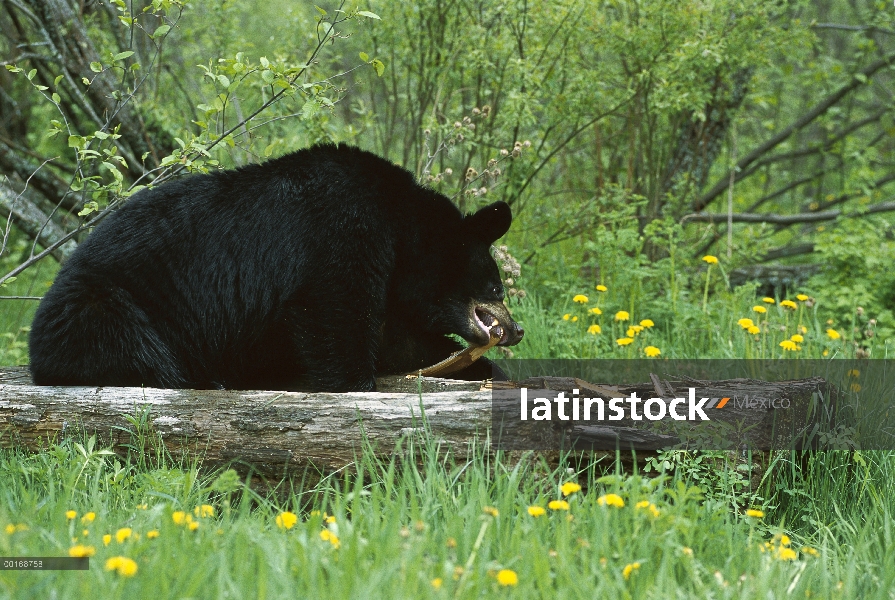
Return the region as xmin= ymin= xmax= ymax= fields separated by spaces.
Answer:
xmin=146 ymin=530 xmax=159 ymax=539
xmin=188 ymin=521 xmax=199 ymax=531
xmin=616 ymin=337 xmax=633 ymax=346
xmin=614 ymin=311 xmax=630 ymax=321
xmin=745 ymin=509 xmax=764 ymax=518
xmin=68 ymin=545 xmax=95 ymax=557
xmin=194 ymin=505 xmax=215 ymax=518
xmin=597 ymin=494 xmax=624 ymax=508
xmin=496 ymin=569 xmax=518 ymax=586
xmin=589 ymin=307 xmax=602 ymax=315
xmin=801 ymin=546 xmax=819 ymax=557
xmin=752 ymin=305 xmax=767 ymax=314
xmin=105 ymin=556 xmax=138 ymax=577
xmin=626 ymin=327 xmax=636 ymax=337
xmin=573 ymin=294 xmax=588 ymax=304
xmin=762 ymin=297 xmax=775 ymax=304
xmin=571 ymin=316 xmax=578 ymax=322
xmin=172 ymin=511 xmax=187 ymax=525
xmin=65 ymin=510 xmax=77 ymax=520
xmin=115 ymin=528 xmax=132 ymax=543
xmin=596 ymin=285 xmax=608 ymax=292
xmin=682 ymin=547 xmax=693 ymax=557
xmin=561 ymin=482 xmax=581 ymax=496
xmin=483 ymin=506 xmax=499 ymax=517
xmin=737 ymin=318 xmax=754 ymax=329
xmin=527 ymin=506 xmax=546 ymax=517
xmin=796 ymin=294 xmax=809 ymax=301
xmin=778 ymin=534 xmax=791 ymax=546
xmin=847 ymin=369 xmax=860 ymax=377
xmin=640 ymin=319 xmax=654 ymax=328
xmin=780 ymin=300 xmax=798 ymax=309
xmin=622 ymin=562 xmax=641 ymax=580
xmin=644 ymin=346 xmax=661 ymax=357
xmin=850 ymin=383 xmax=862 ymax=392
xmin=702 ymin=255 xmax=719 ymax=264
xmin=779 ymin=340 xmax=798 ymax=351
xmin=81 ymin=512 xmax=95 ymax=523
xmin=747 ymin=325 xmax=761 ymax=335
xmin=102 ymin=534 xmax=112 ymax=546
xmin=320 ymin=529 xmax=340 ymax=548
xmin=776 ymin=547 xmax=798 ymax=561
xmin=4 ymin=525 xmax=15 ymax=535
xmin=826 ymin=329 xmax=841 ymax=340
xmin=562 ymin=313 xmax=571 ymax=321
xmin=790 ymin=334 xmax=804 ymax=343
xmin=587 ymin=324 xmax=601 ymax=335
xmin=431 ymin=578 xmax=443 ymax=589
xmin=276 ymin=512 xmax=298 ymax=530
xmin=548 ymin=500 xmax=570 ymax=511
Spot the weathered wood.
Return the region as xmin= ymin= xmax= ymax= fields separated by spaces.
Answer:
xmin=0 ymin=367 xmax=837 ymax=477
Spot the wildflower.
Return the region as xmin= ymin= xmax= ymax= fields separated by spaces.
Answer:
xmin=115 ymin=528 xmax=132 ymax=543
xmin=779 ymin=340 xmax=798 ymax=351
xmin=102 ymin=534 xmax=112 ymax=546
xmin=702 ymin=255 xmax=719 ymax=264
xmin=446 ymin=538 xmax=457 ymax=548
xmin=561 ymin=482 xmax=582 ymax=496
xmin=319 ymin=529 xmax=340 ymax=548
xmin=136 ymin=504 xmax=148 ymax=510
xmin=548 ymin=500 xmax=570 ymax=511
xmin=776 ymin=547 xmax=798 ymax=561
xmin=747 ymin=325 xmax=760 ymax=335
xmin=615 ymin=311 xmax=630 ymax=321
xmin=431 ymin=578 xmax=443 ymax=589
xmin=644 ymin=346 xmax=661 ymax=357
xmin=527 ymin=506 xmax=546 ymax=517
xmin=778 ymin=534 xmax=791 ymax=546
xmin=850 ymin=383 xmax=862 ymax=392
xmin=737 ymin=318 xmax=754 ymax=329
xmin=587 ymin=324 xmax=601 ymax=335
xmin=82 ymin=530 xmax=89 ymax=537
xmin=188 ymin=521 xmax=199 ymax=531
xmin=626 ymin=327 xmax=636 ymax=337
xmin=622 ymin=562 xmax=641 ymax=580
xmin=562 ymin=314 xmax=571 ymax=321
xmin=753 ymin=305 xmax=767 ymax=313
xmin=571 ymin=316 xmax=578 ymax=322
xmin=589 ymin=307 xmax=602 ymax=315
xmin=65 ymin=510 xmax=77 ymax=520
xmin=595 ymin=285 xmax=608 ymax=292
xmin=194 ymin=505 xmax=215 ymax=518
xmin=745 ymin=509 xmax=764 ymax=518
xmin=105 ymin=556 xmax=138 ymax=577
xmin=790 ymin=334 xmax=804 ymax=343
xmin=762 ymin=297 xmax=775 ymax=304
xmin=81 ymin=512 xmax=95 ymax=523
xmin=780 ymin=300 xmax=798 ymax=309
xmin=276 ymin=512 xmax=298 ymax=530
xmin=640 ymin=319 xmax=654 ymax=328
xmin=496 ymin=569 xmax=518 ymax=586
xmin=483 ymin=506 xmax=499 ymax=517
xmin=847 ymin=369 xmax=860 ymax=377
xmin=573 ymin=294 xmax=588 ymax=304
xmin=682 ymin=547 xmax=693 ymax=557
xmin=68 ymin=545 xmax=95 ymax=557
xmin=635 ymin=500 xmax=660 ymax=517
xmin=616 ymin=337 xmax=633 ymax=346
xmin=801 ymin=546 xmax=819 ymax=557
xmin=146 ymin=530 xmax=159 ymax=539
xmin=826 ymin=329 xmax=841 ymax=340
xmin=172 ymin=511 xmax=187 ymax=525
xmin=597 ymin=494 xmax=624 ymax=508
xmin=796 ymin=294 xmax=809 ymax=301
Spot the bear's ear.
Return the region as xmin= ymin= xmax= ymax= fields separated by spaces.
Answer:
xmin=466 ymin=201 xmax=512 ymax=243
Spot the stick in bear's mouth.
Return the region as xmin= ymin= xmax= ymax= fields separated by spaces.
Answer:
xmin=474 ymin=306 xmax=508 ymax=344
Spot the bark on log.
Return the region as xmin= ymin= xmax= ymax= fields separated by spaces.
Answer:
xmin=0 ymin=367 xmax=837 ymax=477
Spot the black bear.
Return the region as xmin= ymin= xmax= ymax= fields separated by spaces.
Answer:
xmin=29 ymin=144 xmax=523 ymax=392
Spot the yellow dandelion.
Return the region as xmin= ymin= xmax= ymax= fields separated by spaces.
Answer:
xmin=682 ymin=547 xmax=693 ymax=557
xmin=105 ymin=556 xmax=138 ymax=577
xmin=801 ymin=546 xmax=819 ymax=557
xmin=615 ymin=311 xmax=630 ymax=321
xmin=68 ymin=545 xmax=95 ymax=558
xmin=562 ymin=314 xmax=570 ymax=321
xmin=136 ymin=504 xmax=148 ymax=510
xmin=561 ymin=482 xmax=582 ymax=496
xmin=81 ymin=512 xmax=95 ymax=523
xmin=571 ymin=316 xmax=578 ymax=322
xmin=194 ymin=505 xmax=215 ymax=518
xmin=527 ymin=506 xmax=546 ymax=517
xmin=796 ymin=294 xmax=809 ymax=301
xmin=753 ymin=305 xmax=767 ymax=313
xmin=826 ymin=329 xmax=841 ymax=340
xmin=597 ymin=494 xmax=624 ymax=508
xmin=640 ymin=319 xmax=654 ymax=328
xmin=626 ymin=327 xmax=636 ymax=337
xmin=850 ymin=383 xmax=862 ymax=392
xmin=622 ymin=562 xmax=641 ymax=580
xmin=320 ymin=529 xmax=340 ymax=548
xmin=146 ymin=530 xmax=159 ymax=539
xmin=777 ymin=547 xmax=798 ymax=561
xmin=115 ymin=528 xmax=131 ymax=543
xmin=616 ymin=337 xmax=634 ymax=346
xmin=276 ymin=511 xmax=298 ymax=530
xmin=431 ymin=578 xmax=443 ymax=589
xmin=747 ymin=325 xmax=761 ymax=335
xmin=847 ymin=369 xmax=860 ymax=377
xmin=644 ymin=346 xmax=661 ymax=357
xmin=596 ymin=285 xmax=607 ymax=292
xmin=780 ymin=300 xmax=797 ymax=309
xmin=102 ymin=534 xmax=112 ymax=546
xmin=483 ymin=506 xmax=499 ymax=517
xmin=737 ymin=318 xmax=754 ymax=329
xmin=779 ymin=340 xmax=798 ymax=351
xmin=496 ymin=569 xmax=518 ymax=587
xmin=778 ymin=534 xmax=791 ymax=546
xmin=635 ymin=500 xmax=660 ymax=517
xmin=745 ymin=509 xmax=764 ymax=518
xmin=702 ymin=255 xmax=719 ymax=264
xmin=790 ymin=334 xmax=804 ymax=343
xmin=548 ymin=500 xmax=570 ymax=511
xmin=82 ymin=529 xmax=89 ymax=537
xmin=172 ymin=511 xmax=187 ymax=525
xmin=4 ymin=525 xmax=15 ymax=535
xmin=589 ymin=307 xmax=602 ymax=315
xmin=587 ymin=324 xmax=601 ymax=334
xmin=573 ymin=294 xmax=588 ymax=304
xmin=187 ymin=521 xmax=199 ymax=531
xmin=65 ymin=510 xmax=77 ymax=520
xmin=325 ymin=515 xmax=336 ymax=524
xmin=762 ymin=297 xmax=775 ymax=304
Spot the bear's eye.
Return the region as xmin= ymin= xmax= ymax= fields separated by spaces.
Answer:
xmin=492 ymin=285 xmax=503 ymax=297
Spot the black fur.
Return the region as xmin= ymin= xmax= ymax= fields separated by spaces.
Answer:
xmin=29 ymin=144 xmax=522 ymax=392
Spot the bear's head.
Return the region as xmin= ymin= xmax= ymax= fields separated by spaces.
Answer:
xmin=424 ymin=201 xmax=524 ymax=348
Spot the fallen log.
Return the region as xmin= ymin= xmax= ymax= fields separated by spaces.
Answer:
xmin=0 ymin=367 xmax=840 ymax=477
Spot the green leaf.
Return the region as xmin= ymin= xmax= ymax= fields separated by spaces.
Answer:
xmin=371 ymin=59 xmax=385 ymax=77
xmin=54 ymin=75 xmax=64 ymax=86
xmin=217 ymin=74 xmax=231 ymax=88
xmin=153 ymin=24 xmax=170 ymax=38
xmin=5 ymin=65 xmax=22 ymax=73
xmin=113 ymin=51 xmax=135 ymax=61
xmin=78 ymin=201 xmax=99 ymax=217
xmin=93 ymin=131 xmax=109 ymax=140
xmin=51 ymin=93 xmax=61 ymax=104
xmin=855 ymin=73 xmax=868 ymax=84
xmin=68 ymin=135 xmax=85 ymax=149
xmin=359 ymin=52 xmax=369 ymax=62
xmin=82 ymin=77 xmax=90 ymax=86
xmin=357 ymin=10 xmax=380 ymax=19
xmin=301 ymin=99 xmax=320 ymax=119
xmin=260 ymin=57 xmax=270 ymax=69
xmin=26 ymin=69 xmax=36 ymax=80
xmin=314 ymin=5 xmax=326 ymax=15
xmin=261 ymin=69 xmax=275 ymax=84
xmin=0 ymin=276 xmax=17 ymax=288
xmin=90 ymin=62 xmax=103 ymax=73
